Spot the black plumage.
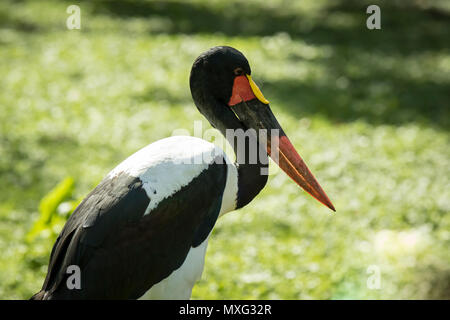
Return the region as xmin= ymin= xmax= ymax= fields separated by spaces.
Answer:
xmin=32 ymin=160 xmax=227 ymax=299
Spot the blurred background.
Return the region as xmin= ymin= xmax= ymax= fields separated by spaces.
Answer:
xmin=0 ymin=0 xmax=449 ymax=299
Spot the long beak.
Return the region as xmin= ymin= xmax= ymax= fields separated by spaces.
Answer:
xmin=229 ymin=75 xmax=335 ymax=211
xmin=269 ymin=119 xmax=336 ymax=212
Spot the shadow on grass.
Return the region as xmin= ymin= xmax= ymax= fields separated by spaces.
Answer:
xmin=4 ymin=1 xmax=447 ymax=128
xmin=262 ymin=74 xmax=449 ymax=129
xmin=89 ymin=0 xmax=449 ymax=55
xmin=88 ymin=0 xmax=449 ymax=129
xmin=0 ymin=5 xmax=37 ymax=33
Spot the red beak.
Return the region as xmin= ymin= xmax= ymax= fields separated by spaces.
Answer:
xmin=228 ymin=75 xmax=335 ymax=211
xmin=269 ymin=134 xmax=335 ymax=211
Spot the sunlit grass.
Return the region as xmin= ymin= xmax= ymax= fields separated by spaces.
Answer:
xmin=0 ymin=0 xmax=449 ymax=299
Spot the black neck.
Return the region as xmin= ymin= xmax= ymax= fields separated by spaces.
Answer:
xmin=190 ymin=71 xmax=268 ymax=209
xmin=230 ymin=130 xmax=268 ymax=209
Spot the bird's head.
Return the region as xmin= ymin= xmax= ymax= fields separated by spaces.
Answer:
xmin=190 ymin=46 xmax=335 ymax=211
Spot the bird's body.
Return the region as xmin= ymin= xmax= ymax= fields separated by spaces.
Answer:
xmin=103 ymin=136 xmax=239 ymax=299
xmin=32 ymin=46 xmax=334 ymax=300
xmin=33 ymin=136 xmax=240 ymax=299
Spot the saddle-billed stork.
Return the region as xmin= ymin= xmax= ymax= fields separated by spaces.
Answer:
xmin=32 ymin=46 xmax=334 ymax=300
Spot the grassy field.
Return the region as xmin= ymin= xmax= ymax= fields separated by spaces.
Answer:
xmin=0 ymin=0 xmax=449 ymax=299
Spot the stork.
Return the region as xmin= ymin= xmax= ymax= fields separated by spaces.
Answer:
xmin=31 ymin=46 xmax=334 ymax=300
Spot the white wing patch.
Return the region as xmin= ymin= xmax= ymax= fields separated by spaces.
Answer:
xmin=107 ymin=136 xmax=225 ymax=215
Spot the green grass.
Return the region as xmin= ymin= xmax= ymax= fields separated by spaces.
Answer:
xmin=0 ymin=0 xmax=449 ymax=299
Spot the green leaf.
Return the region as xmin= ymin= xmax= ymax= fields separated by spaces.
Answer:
xmin=26 ymin=177 xmax=75 ymax=243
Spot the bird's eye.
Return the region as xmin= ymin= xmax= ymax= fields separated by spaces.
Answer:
xmin=234 ymin=67 xmax=244 ymax=76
